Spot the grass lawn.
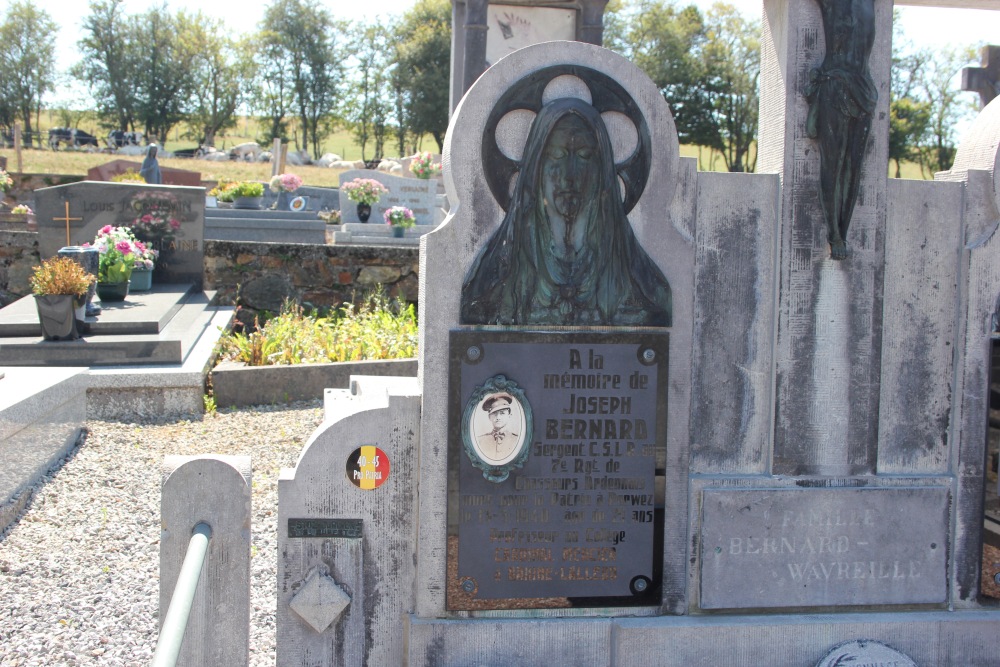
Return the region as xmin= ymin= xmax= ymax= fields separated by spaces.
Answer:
xmin=9 ymin=108 xmax=931 ymax=185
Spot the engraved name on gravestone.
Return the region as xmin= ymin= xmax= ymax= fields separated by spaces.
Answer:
xmin=699 ymin=487 xmax=949 ymax=609
xmin=448 ymin=331 xmax=667 ymax=609
xmin=34 ymin=182 xmax=205 ymax=288
xmin=337 ymin=170 xmax=436 ymax=225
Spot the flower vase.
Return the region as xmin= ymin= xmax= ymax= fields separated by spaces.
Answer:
xmin=357 ymin=203 xmax=371 ymax=223
xmin=57 ymin=246 xmax=101 ymax=316
xmin=234 ymin=196 xmax=262 ymax=210
xmin=392 ymin=226 xmax=405 ymax=238
xmin=130 ymin=267 xmax=153 ymax=292
xmin=97 ymin=280 xmax=130 ymax=302
xmin=276 ymin=191 xmax=291 ymax=210
xmin=35 ymin=294 xmax=82 ymax=341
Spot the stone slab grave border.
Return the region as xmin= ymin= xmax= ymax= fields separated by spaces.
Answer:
xmin=211 ymin=358 xmax=417 ymax=408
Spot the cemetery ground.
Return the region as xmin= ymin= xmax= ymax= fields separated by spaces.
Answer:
xmin=0 ymin=399 xmax=323 ymax=666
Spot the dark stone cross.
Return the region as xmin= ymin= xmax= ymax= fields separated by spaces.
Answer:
xmin=962 ymin=45 xmax=1000 ymax=109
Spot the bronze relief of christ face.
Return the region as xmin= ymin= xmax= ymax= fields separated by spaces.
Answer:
xmin=542 ymin=113 xmax=598 ymax=253
xmin=461 ymin=70 xmax=673 ymax=328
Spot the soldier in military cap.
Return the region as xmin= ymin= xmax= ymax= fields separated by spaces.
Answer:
xmin=476 ymin=392 xmax=521 ymax=459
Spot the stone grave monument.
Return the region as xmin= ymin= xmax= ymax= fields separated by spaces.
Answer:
xmin=449 ymin=0 xmax=611 ymax=113
xmin=0 ymin=181 xmax=230 ymax=384
xmin=333 ymin=170 xmax=444 ymax=245
xmin=275 ymin=3 xmax=1000 ymax=664
xmin=337 ymin=170 xmax=437 ymax=226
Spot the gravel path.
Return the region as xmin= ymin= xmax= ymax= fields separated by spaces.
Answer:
xmin=0 ymin=401 xmax=324 ymax=667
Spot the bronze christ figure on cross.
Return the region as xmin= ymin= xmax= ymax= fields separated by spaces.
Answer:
xmin=806 ymin=0 xmax=877 ymax=260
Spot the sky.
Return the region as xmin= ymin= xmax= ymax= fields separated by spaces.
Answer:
xmin=25 ymin=0 xmax=1000 ymax=106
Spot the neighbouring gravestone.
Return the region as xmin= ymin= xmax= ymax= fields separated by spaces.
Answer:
xmin=277 ymin=5 xmax=1000 ymax=665
xmin=963 ymin=44 xmax=1000 ymax=109
xmin=87 ymin=159 xmax=202 ymax=187
xmin=34 ymin=181 xmax=205 ymax=288
xmin=449 ymin=0 xmax=611 ymax=113
xmin=337 ymin=170 xmax=436 ymax=225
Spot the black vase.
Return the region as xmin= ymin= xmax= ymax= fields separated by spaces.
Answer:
xmin=357 ymin=203 xmax=371 ymax=223
xmin=97 ymin=280 xmax=130 ymax=302
xmin=58 ymin=246 xmax=101 ymax=316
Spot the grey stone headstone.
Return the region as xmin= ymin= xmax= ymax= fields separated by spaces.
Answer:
xmin=420 ymin=40 xmax=695 ymax=617
xmin=338 ymin=170 xmax=437 ymax=225
xmin=34 ymin=181 xmax=205 ymax=288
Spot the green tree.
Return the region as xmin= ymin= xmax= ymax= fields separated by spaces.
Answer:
xmin=606 ymin=0 xmax=718 ymax=148
xmin=253 ymin=29 xmax=296 ymax=144
xmin=913 ymin=46 xmax=977 ymax=176
xmin=395 ymin=0 xmax=451 ymax=152
xmin=187 ymin=20 xmax=251 ymax=147
xmin=888 ymin=97 xmax=931 ymax=178
xmin=75 ymin=0 xmax=140 ymax=133
xmin=347 ymin=22 xmax=395 ymax=161
xmin=260 ymin=0 xmax=346 ymax=158
xmin=0 ymin=1 xmax=57 ymax=145
xmin=700 ymin=3 xmax=759 ymax=172
xmin=132 ymin=8 xmax=201 ymax=144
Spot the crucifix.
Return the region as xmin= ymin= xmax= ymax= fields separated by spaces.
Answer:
xmin=52 ymin=201 xmax=81 ymax=247
xmin=962 ymin=45 xmax=1000 ymax=109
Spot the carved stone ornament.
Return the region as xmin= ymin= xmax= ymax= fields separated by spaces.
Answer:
xmin=288 ymin=566 xmax=351 ymax=633
xmin=461 ymin=65 xmax=672 ymax=326
xmin=815 ymin=639 xmax=916 ymax=667
xmin=461 ymin=374 xmax=533 ymax=482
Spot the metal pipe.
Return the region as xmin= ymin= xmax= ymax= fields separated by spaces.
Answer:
xmin=151 ymin=522 xmax=212 ymax=667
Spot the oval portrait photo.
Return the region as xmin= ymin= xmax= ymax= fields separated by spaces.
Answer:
xmin=469 ymin=391 xmax=527 ymax=466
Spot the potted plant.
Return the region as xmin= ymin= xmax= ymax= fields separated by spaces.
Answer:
xmin=410 ymin=152 xmax=442 ymax=179
xmin=341 ymin=178 xmax=388 ymax=222
xmin=130 ymin=240 xmax=159 ymax=292
xmin=384 ymin=205 xmax=416 ymax=237
xmin=111 ymin=169 xmax=146 ymax=183
xmin=269 ymin=172 xmax=303 ymax=210
xmin=29 ymin=256 xmax=94 ymax=340
xmin=90 ymin=225 xmax=139 ymax=301
xmin=210 ymin=180 xmax=237 ymax=207
xmin=230 ymin=181 xmax=265 ymax=209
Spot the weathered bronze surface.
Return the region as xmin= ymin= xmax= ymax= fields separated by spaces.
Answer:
xmin=447 ymin=330 xmax=667 ymax=609
xmin=806 ymin=0 xmax=877 ymax=260
xmin=462 ymin=67 xmax=671 ymax=326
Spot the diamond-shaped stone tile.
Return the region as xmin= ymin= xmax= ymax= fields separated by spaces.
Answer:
xmin=289 ymin=569 xmax=351 ymax=633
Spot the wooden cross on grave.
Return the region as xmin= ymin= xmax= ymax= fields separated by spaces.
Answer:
xmin=52 ymin=201 xmax=81 ymax=247
xmin=963 ymin=45 xmax=1000 ymax=109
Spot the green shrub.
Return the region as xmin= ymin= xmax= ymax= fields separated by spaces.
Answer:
xmin=217 ymin=291 xmax=418 ymax=366
xmin=229 ymin=181 xmax=264 ymax=198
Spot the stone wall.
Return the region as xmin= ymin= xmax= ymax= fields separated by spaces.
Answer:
xmin=204 ymin=240 xmax=419 ymax=325
xmin=0 ymin=231 xmax=39 ymax=306
xmin=0 ymin=232 xmax=420 ymax=317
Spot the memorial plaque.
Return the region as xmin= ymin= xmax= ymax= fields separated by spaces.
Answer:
xmin=447 ymin=330 xmax=667 ymax=609
xmin=288 ymin=518 xmax=363 ymax=539
xmin=700 ymin=486 xmax=949 ymax=609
